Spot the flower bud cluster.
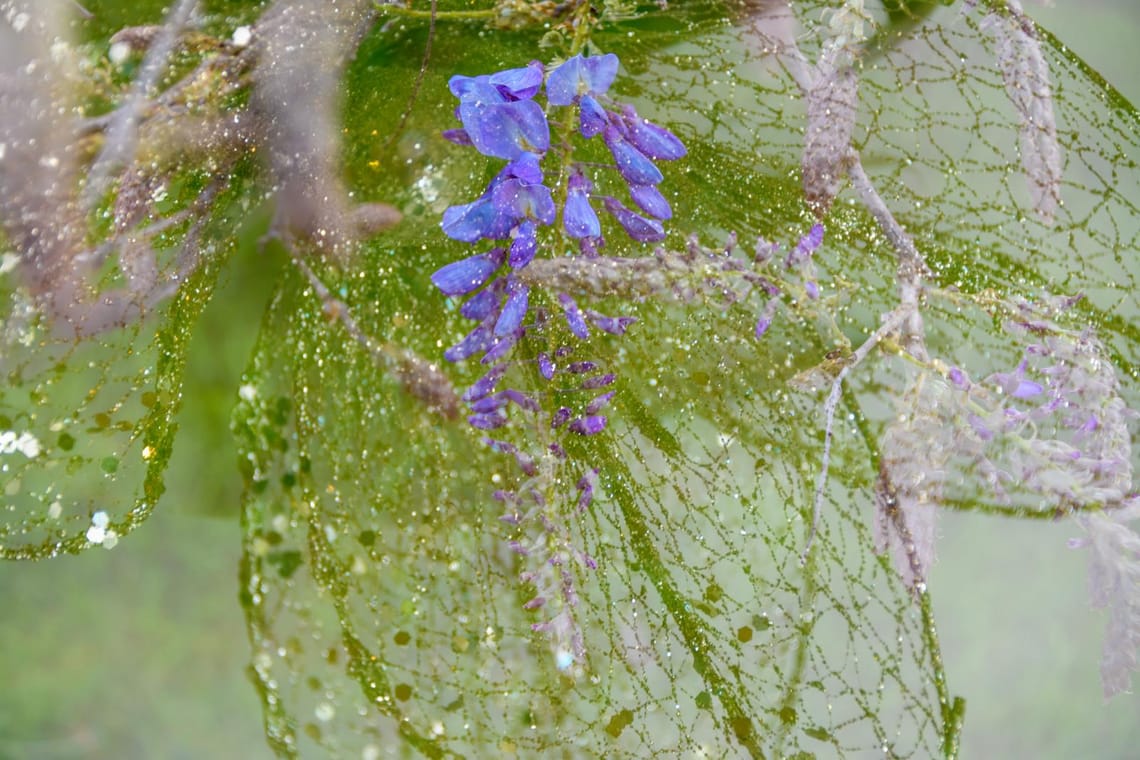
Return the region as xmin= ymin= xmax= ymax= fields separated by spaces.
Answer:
xmin=431 ymin=54 xmax=687 ymax=673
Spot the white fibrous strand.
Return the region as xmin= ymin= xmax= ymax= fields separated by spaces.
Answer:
xmin=874 ymin=378 xmax=949 ymax=591
xmin=1073 ymin=502 xmax=1140 ymax=698
xmin=801 ymin=26 xmax=860 ymax=217
xmin=981 ymin=1 xmax=1063 ymax=224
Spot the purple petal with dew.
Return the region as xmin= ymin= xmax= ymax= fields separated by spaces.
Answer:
xmin=501 ymin=389 xmax=540 ymax=412
xmin=523 ymin=596 xmax=546 ymax=610
xmin=538 ymin=352 xmax=555 ymax=380
xmin=441 ymin=128 xmax=473 ymax=146
xmin=551 ymin=407 xmax=572 ymax=429
xmin=580 ymin=53 xmax=619 ymax=95
xmin=805 ymin=280 xmax=819 ymax=300
xmin=483 ymin=437 xmax=516 ymax=453
xmin=459 ymin=279 xmax=504 ymax=320
xmin=545 ymin=55 xmax=584 ymax=106
xmin=967 ymin=413 xmax=993 ymax=441
xmin=1012 ymin=379 xmax=1045 ymax=399
xmin=488 ymin=60 xmax=545 ymax=100
xmin=441 ymin=196 xmax=503 ymax=243
xmin=569 ymin=415 xmax=607 ymax=435
xmin=481 ymin=331 xmax=519 ymax=364
xmin=509 ymin=220 xmax=538 ymax=268
xmin=463 ymin=363 xmax=507 ymax=402
xmin=586 ymin=391 xmax=616 ymax=414
xmin=513 ymin=450 xmax=537 ymax=476
xmin=554 ymin=345 xmax=574 ymax=358
xmin=548 ymin=442 xmax=566 ymax=458
xmin=629 ymin=184 xmax=672 ymax=220
xmin=585 ymin=310 xmax=635 ymax=335
xmin=582 ymin=373 xmax=616 ymax=390
xmin=564 ymin=189 xmax=601 ymax=239
xmin=603 ymin=126 xmax=664 ymax=186
xmin=754 ymin=298 xmax=779 ymax=339
xmin=469 ymin=394 xmax=509 ymax=414
xmin=546 ymin=53 xmax=619 ymax=105
xmin=492 ymin=178 xmax=556 ymax=226
xmin=785 ymin=223 xmax=824 ymax=268
xmin=558 ymin=293 xmax=590 ymax=338
xmin=568 ymin=361 xmax=598 ymax=374
xmin=579 ymin=235 xmax=603 ymax=257
xmin=1079 ymin=414 xmax=1099 ymax=433
xmin=444 ymin=323 xmax=491 ymax=362
xmin=602 ymin=196 xmax=665 ymax=242
xmin=948 ymin=366 xmax=970 ymax=390
xmin=449 ymin=75 xmax=506 ymax=102
xmin=432 ymin=249 xmax=504 ymax=296
xmin=579 ymin=94 xmax=609 ymax=138
xmin=459 ymin=98 xmax=550 ymax=160
xmin=468 ymin=409 xmax=509 ymax=430
xmin=755 ymin=237 xmax=779 ymax=264
xmin=619 ymin=105 xmax=687 ymax=160
xmin=494 ymin=280 xmax=529 ymax=336
xmin=500 ymin=151 xmax=545 ymax=184
xmin=576 ymin=471 xmax=597 ymax=510
xmin=493 ymin=488 xmax=518 ymax=504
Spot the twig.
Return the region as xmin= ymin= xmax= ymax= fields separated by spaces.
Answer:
xmin=82 ymin=0 xmax=199 ymax=209
xmin=290 ymin=254 xmax=459 ymax=418
xmin=802 ymin=304 xmax=913 ymax=562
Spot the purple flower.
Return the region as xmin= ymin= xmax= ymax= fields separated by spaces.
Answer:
xmin=616 ymin=105 xmax=687 ymax=161
xmin=576 ymin=469 xmax=598 ymax=510
xmin=491 ymin=177 xmax=556 ymax=227
xmin=449 ymin=61 xmax=545 ymax=102
xmin=628 ymin=184 xmax=672 ymax=220
xmin=785 ymin=224 xmax=824 ymax=268
xmin=584 ymin=310 xmax=636 ymax=335
xmin=537 ymin=352 xmax=555 ymax=380
xmin=546 ymin=55 xmax=620 ymax=136
xmin=509 ymin=220 xmax=538 ymax=268
xmin=552 ymin=407 xmax=572 ymax=429
xmin=444 ymin=323 xmax=492 ymax=362
xmin=469 ymin=409 xmax=509 ymax=430
xmin=441 ymin=128 xmax=474 ymax=146
xmin=564 ymin=170 xmax=601 ymax=239
xmin=546 ymin=54 xmax=619 ymax=104
xmin=459 ymin=278 xmax=504 ymax=320
xmin=481 ymin=331 xmax=520 ymax=364
xmin=602 ymin=196 xmax=665 ymax=242
xmin=754 ymin=298 xmax=779 ymax=339
xmin=603 ymin=125 xmax=664 ymax=186
xmin=585 ymin=391 xmax=616 ymax=414
xmin=431 ymin=249 xmax=505 ymax=296
xmin=450 ymin=73 xmax=551 ymax=160
xmin=581 ymin=373 xmax=615 ymax=390
xmin=463 ymin=364 xmax=507 ymax=401
xmin=441 ymin=195 xmax=512 ymax=243
xmin=494 ymin=278 xmax=530 ymax=336
xmin=569 ymin=415 xmax=607 ymax=435
xmin=557 ymin=293 xmax=590 ymax=339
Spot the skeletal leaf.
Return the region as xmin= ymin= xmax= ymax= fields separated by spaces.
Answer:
xmin=982 ymin=2 xmax=1063 ymax=224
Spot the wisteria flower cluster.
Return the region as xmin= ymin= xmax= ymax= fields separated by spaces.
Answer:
xmin=430 ymin=53 xmax=686 ymax=672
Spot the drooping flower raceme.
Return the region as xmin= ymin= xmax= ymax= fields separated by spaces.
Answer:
xmin=431 ymin=54 xmax=687 ymax=674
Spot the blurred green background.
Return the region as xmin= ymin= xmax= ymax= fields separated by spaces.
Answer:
xmin=1 ymin=1 xmax=1139 ymax=758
